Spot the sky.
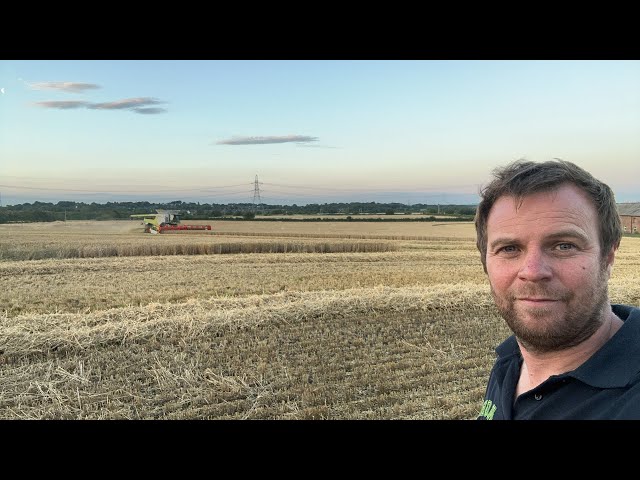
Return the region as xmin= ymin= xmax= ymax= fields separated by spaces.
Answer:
xmin=1 ymin=60 xmax=639 ymax=206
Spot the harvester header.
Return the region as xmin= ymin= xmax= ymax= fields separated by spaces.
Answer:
xmin=158 ymin=224 xmax=211 ymax=233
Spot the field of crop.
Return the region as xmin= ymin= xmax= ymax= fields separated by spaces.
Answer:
xmin=1 ymin=220 xmax=639 ymax=419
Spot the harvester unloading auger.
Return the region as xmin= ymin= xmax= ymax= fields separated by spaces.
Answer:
xmin=130 ymin=209 xmax=212 ymax=234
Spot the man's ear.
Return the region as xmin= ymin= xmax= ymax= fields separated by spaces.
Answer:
xmin=604 ymin=244 xmax=618 ymax=278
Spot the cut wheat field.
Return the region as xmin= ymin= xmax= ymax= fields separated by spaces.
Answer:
xmin=1 ymin=220 xmax=639 ymax=419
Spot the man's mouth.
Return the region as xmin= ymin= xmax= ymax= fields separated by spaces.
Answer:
xmin=517 ymin=298 xmax=559 ymax=303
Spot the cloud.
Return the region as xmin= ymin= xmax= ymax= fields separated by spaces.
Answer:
xmin=29 ymin=82 xmax=101 ymax=93
xmin=217 ymin=135 xmax=319 ymax=145
xmin=89 ymin=97 xmax=164 ymax=110
xmin=27 ymin=80 xmax=167 ymax=114
xmin=35 ymin=100 xmax=91 ymax=109
xmin=33 ymin=97 xmax=167 ymax=114
xmin=133 ymin=107 xmax=167 ymax=115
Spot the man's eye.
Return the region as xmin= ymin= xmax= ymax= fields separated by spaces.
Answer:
xmin=556 ymin=243 xmax=575 ymax=251
xmin=499 ymin=245 xmax=518 ymax=253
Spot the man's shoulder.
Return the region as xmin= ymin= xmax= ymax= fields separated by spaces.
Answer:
xmin=495 ymin=334 xmax=519 ymax=359
xmin=612 ymin=303 xmax=640 ymax=322
xmin=613 ymin=376 xmax=640 ymax=419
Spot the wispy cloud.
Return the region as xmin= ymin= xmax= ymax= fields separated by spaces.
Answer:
xmin=33 ymin=97 xmax=167 ymax=114
xmin=27 ymin=80 xmax=166 ymax=114
xmin=35 ymin=100 xmax=91 ymax=109
xmin=133 ymin=107 xmax=167 ymax=115
xmin=28 ymin=82 xmax=101 ymax=93
xmin=217 ymin=135 xmax=319 ymax=145
xmin=89 ymin=97 xmax=164 ymax=110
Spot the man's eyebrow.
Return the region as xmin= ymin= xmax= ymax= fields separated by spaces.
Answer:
xmin=489 ymin=237 xmax=518 ymax=250
xmin=544 ymin=230 xmax=590 ymax=243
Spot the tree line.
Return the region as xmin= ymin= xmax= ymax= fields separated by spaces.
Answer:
xmin=0 ymin=200 xmax=477 ymax=224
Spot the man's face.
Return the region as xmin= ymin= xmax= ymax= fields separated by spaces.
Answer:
xmin=485 ymin=183 xmax=615 ymax=353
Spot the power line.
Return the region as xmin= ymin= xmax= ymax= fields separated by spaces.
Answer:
xmin=261 ymin=181 xmax=480 ymax=193
xmin=0 ymin=183 xmax=251 ymax=193
xmin=1 ymin=176 xmax=483 ymax=205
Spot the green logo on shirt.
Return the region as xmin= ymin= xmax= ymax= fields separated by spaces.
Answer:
xmin=479 ymin=400 xmax=497 ymax=420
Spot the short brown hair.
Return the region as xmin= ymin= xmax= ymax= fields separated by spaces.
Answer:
xmin=475 ymin=159 xmax=622 ymax=273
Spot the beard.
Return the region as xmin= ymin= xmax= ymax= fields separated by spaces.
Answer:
xmin=490 ymin=264 xmax=611 ymax=354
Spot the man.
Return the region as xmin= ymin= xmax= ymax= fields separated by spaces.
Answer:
xmin=475 ymin=159 xmax=640 ymax=419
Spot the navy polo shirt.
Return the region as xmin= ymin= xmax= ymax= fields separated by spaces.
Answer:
xmin=477 ymin=304 xmax=640 ymax=420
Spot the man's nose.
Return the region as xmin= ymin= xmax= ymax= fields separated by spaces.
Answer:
xmin=518 ymin=248 xmax=552 ymax=281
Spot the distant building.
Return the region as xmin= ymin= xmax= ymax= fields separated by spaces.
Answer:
xmin=618 ymin=203 xmax=640 ymax=234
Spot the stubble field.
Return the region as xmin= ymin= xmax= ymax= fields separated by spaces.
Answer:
xmin=1 ymin=220 xmax=639 ymax=419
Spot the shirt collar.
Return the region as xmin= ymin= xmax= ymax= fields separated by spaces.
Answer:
xmin=569 ymin=305 xmax=640 ymax=388
xmin=494 ymin=304 xmax=640 ymax=389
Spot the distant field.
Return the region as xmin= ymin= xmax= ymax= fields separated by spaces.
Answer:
xmin=258 ymin=213 xmax=462 ymax=220
xmin=0 ymin=218 xmax=476 ymax=238
xmin=1 ymin=220 xmax=638 ymax=419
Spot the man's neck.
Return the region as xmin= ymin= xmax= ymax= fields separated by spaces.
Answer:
xmin=515 ymin=311 xmax=623 ymax=397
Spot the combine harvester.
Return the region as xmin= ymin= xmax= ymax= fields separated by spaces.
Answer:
xmin=130 ymin=209 xmax=212 ymax=234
